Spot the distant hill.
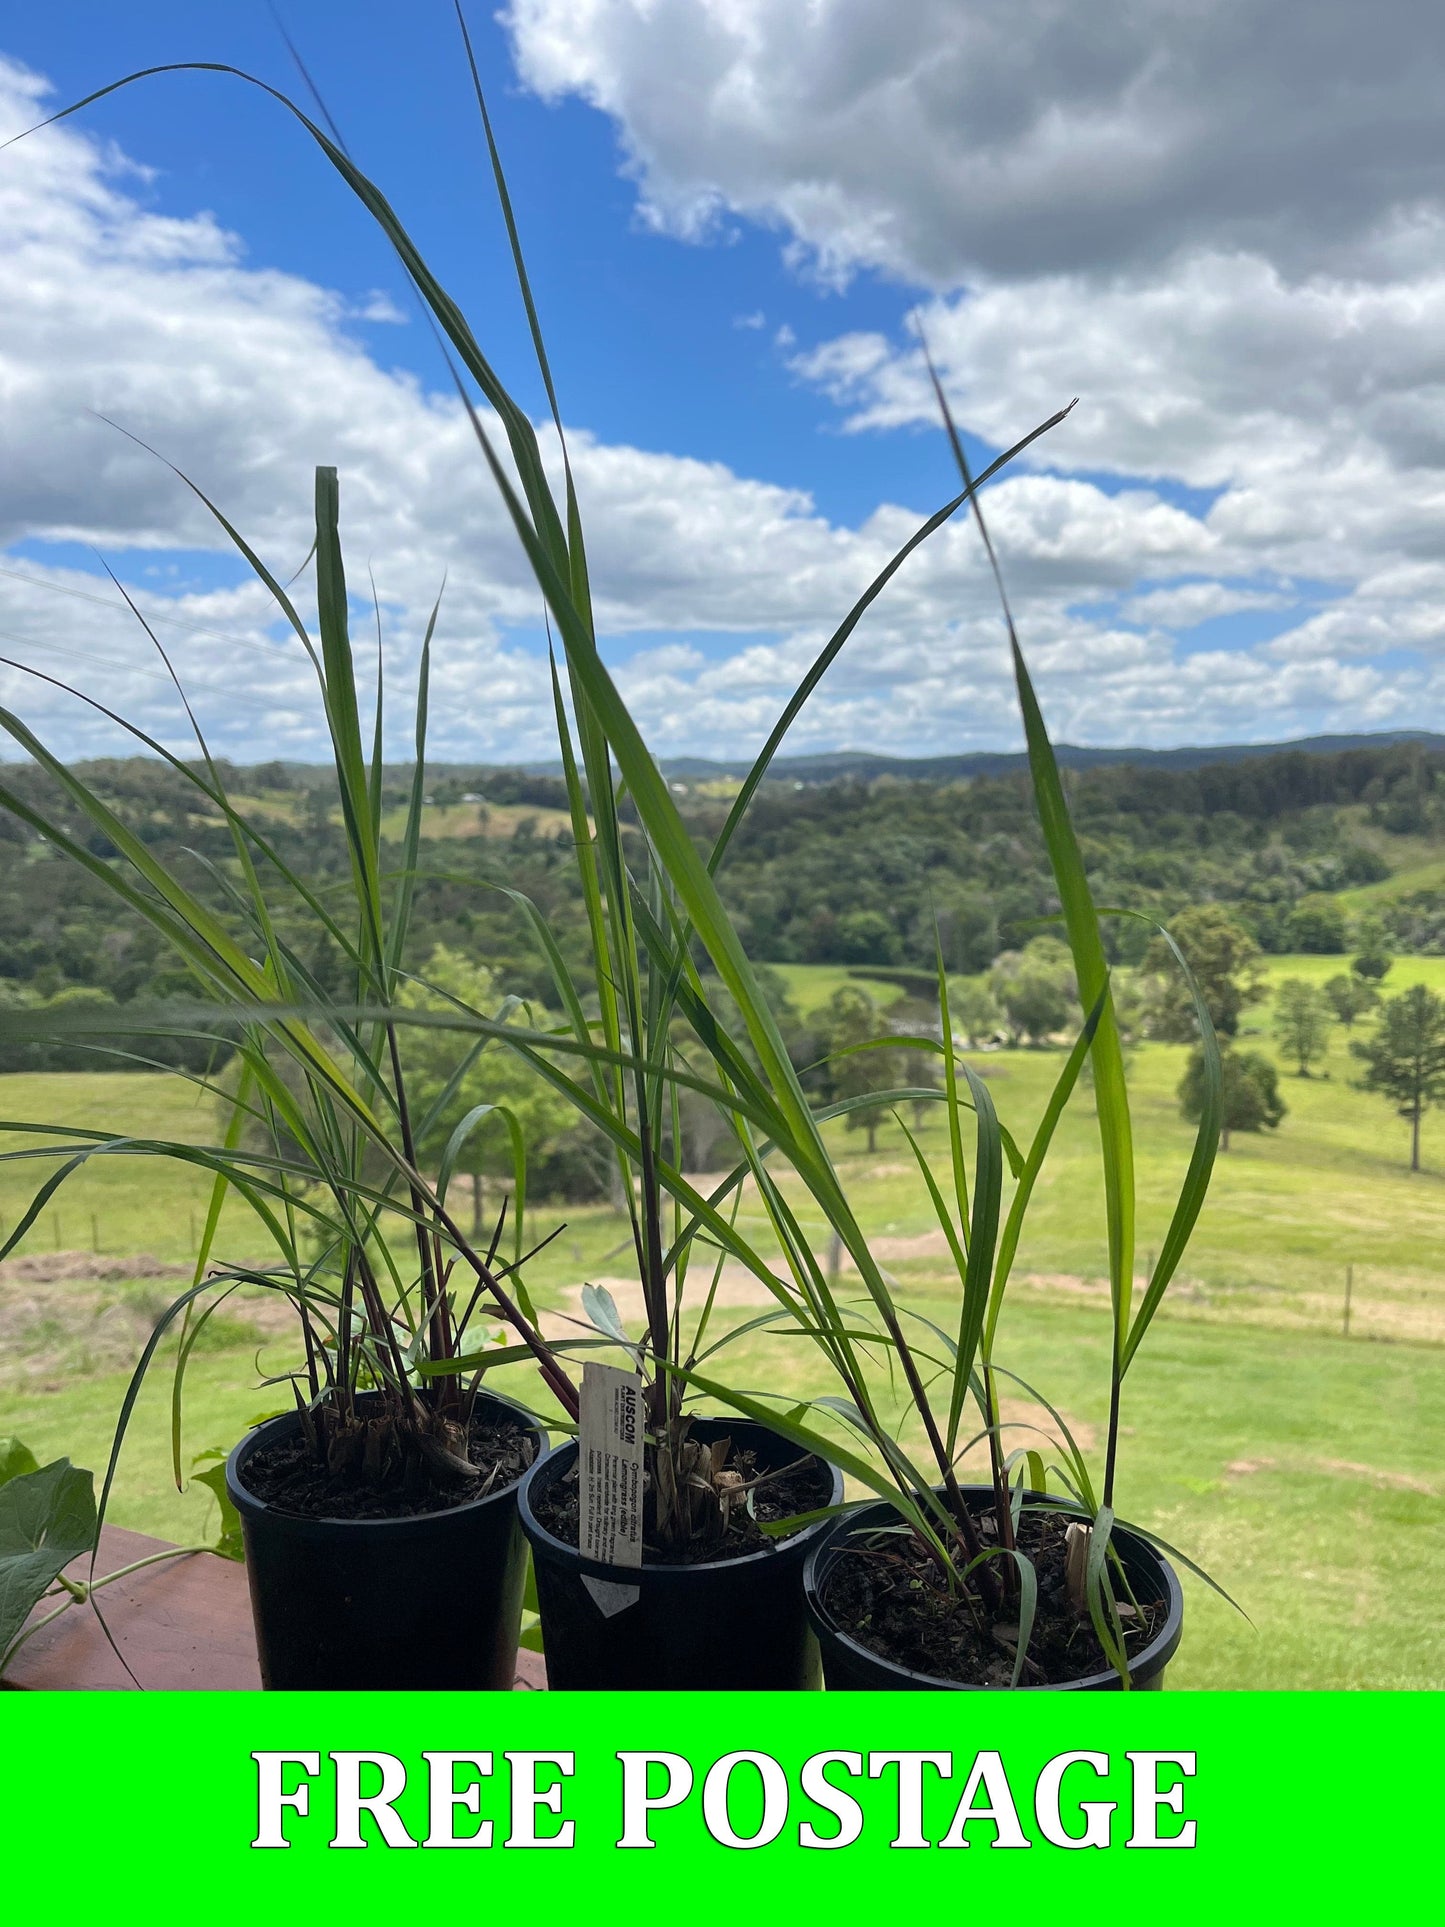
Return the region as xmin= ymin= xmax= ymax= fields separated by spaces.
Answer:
xmin=27 ymin=728 xmax=1445 ymax=789
xmin=644 ymin=731 xmax=1445 ymax=786
xmin=280 ymin=727 xmax=1445 ymax=788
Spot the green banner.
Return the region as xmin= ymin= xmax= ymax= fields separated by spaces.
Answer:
xmin=2 ymin=1692 xmax=1432 ymax=1915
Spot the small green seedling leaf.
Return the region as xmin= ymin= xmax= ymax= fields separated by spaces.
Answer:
xmin=0 ymin=1438 xmax=40 ymax=1488
xmin=190 ymin=1450 xmax=245 ymax=1563
xmin=579 ymin=1282 xmax=641 ymax=1359
xmin=752 ymin=1503 xmax=850 ymax=1540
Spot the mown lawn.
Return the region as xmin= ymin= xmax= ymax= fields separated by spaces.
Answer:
xmin=7 ymin=1288 xmax=1437 ymax=1690
xmin=767 ymin=962 xmax=910 ymax=1013
xmin=0 ymin=1071 xmax=259 ymax=1260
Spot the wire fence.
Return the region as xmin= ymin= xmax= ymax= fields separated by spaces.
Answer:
xmin=1013 ymin=1260 xmax=1445 ymax=1348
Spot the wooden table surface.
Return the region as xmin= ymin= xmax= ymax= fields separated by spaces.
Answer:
xmin=4 ymin=1524 xmax=547 ymax=1691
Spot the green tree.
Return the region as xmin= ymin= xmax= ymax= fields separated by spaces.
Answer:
xmin=300 ymin=783 xmax=336 ymax=835
xmin=1143 ymin=904 xmax=1266 ymax=1041
xmin=1322 ymin=972 xmax=1379 ymax=1029
xmin=1080 ymin=970 xmax=1146 ymax=1094
xmin=1273 ymin=978 xmax=1331 ymax=1076
xmin=951 ymin=979 xmax=1003 ymax=1050
xmin=934 ymin=893 xmax=997 ymax=973
xmin=1351 ymin=913 xmax=1394 ymax=983
xmin=399 ymin=945 xmax=577 ymax=1233
xmin=1285 ymin=894 xmax=1347 ymax=953
xmin=989 ymin=935 xmax=1076 ymax=1046
xmin=817 ymin=986 xmax=897 ymax=1154
xmin=833 ymin=909 xmax=901 ymax=965
xmin=897 ymin=1035 xmax=942 ymax=1129
xmin=1351 ymin=984 xmax=1445 ymax=1172
xmin=1179 ymin=1045 xmax=1286 ymax=1151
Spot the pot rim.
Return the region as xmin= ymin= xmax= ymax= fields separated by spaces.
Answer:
xmin=803 ymin=1485 xmax=1185 ymax=1692
xmin=225 ymin=1385 xmax=547 ymax=1530
xmin=517 ymin=1413 xmax=844 ymax=1581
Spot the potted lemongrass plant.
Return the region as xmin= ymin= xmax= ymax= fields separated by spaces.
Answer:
xmin=696 ymin=390 xmax=1230 ymax=1690
xmin=0 ymin=467 xmax=582 ymax=1689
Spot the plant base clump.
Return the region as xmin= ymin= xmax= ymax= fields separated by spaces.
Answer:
xmin=239 ymin=1401 xmax=536 ymax=1521
xmin=532 ymin=1435 xmax=832 ymax=1566
xmin=823 ymin=1505 xmax=1166 ymax=1688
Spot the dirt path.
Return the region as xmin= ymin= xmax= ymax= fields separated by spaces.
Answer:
xmin=0 ymin=1250 xmax=191 ymax=1285
xmin=538 ymin=1267 xmax=779 ymax=1342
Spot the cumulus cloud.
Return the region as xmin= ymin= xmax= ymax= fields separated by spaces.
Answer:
xmin=784 ymin=254 xmax=1445 ymax=645
xmin=0 ymin=41 xmax=1439 ymax=765
xmin=1119 ymin=582 xmax=1290 ymax=630
xmin=494 ymin=0 xmax=1445 ymax=744
xmin=504 ymin=0 xmax=1445 ymax=286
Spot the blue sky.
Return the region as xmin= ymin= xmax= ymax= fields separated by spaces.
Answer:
xmin=1 ymin=3 xmax=977 ymax=518
xmin=0 ymin=3 xmax=1441 ymax=763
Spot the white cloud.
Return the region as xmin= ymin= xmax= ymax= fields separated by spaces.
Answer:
xmin=504 ymin=0 xmax=1445 ymax=287
xmin=494 ymin=0 xmax=1445 ymax=748
xmin=0 ymin=44 xmax=1440 ymax=767
xmin=785 ymin=253 xmax=1445 ymax=620
xmin=1120 ymin=582 xmax=1290 ymax=630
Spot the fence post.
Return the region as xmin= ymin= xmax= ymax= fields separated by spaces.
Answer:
xmin=1343 ymin=1263 xmax=1353 ymax=1339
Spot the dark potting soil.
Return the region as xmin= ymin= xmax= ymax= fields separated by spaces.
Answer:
xmin=821 ymin=1503 xmax=1166 ymax=1687
xmin=239 ymin=1412 xmax=536 ymax=1521
xmin=533 ymin=1445 xmax=834 ymax=1566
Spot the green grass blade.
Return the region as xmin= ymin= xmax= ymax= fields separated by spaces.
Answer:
xmin=985 ymin=993 xmax=1104 ymax=1354
xmin=946 ymin=1064 xmax=1003 ymax=1453
xmin=1119 ymin=917 xmax=1223 ymax=1373
xmin=707 ymin=404 xmax=1078 ymax=876
xmin=384 ymin=590 xmax=440 ymax=981
xmin=935 ymin=933 xmax=971 ymax=1247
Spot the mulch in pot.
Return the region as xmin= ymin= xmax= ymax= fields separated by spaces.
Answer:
xmin=822 ymin=1502 xmax=1167 ymax=1687
xmin=533 ymin=1444 xmax=834 ymax=1566
xmin=239 ymin=1408 xmax=536 ymax=1521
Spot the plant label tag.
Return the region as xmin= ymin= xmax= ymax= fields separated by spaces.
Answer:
xmin=578 ymin=1361 xmax=644 ymax=1616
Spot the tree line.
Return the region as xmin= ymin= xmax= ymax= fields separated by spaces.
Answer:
xmin=4 ymin=742 xmax=1445 ymax=1172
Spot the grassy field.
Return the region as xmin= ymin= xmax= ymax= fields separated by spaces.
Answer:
xmin=1338 ymin=856 xmax=1445 ymax=911
xmin=230 ymin=789 xmax=577 ymax=843
xmin=1254 ymin=951 xmax=1445 ymax=996
xmin=768 ymin=962 xmax=911 ymax=1013
xmin=0 ymin=1071 xmax=260 ymax=1261
xmin=7 ymin=1295 xmax=1436 ymax=1690
xmin=3 ymin=956 xmax=1442 ymax=1688
xmin=771 ymin=950 xmax=1445 ymax=1020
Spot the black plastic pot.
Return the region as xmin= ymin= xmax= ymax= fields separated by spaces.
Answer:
xmin=518 ymin=1415 xmax=843 ymax=1689
xmin=226 ymin=1391 xmax=546 ymax=1690
xmin=804 ymin=1487 xmax=1184 ymax=1692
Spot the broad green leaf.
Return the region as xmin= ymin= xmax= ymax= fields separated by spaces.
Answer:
xmin=0 ymin=1459 xmax=97 ymax=1664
